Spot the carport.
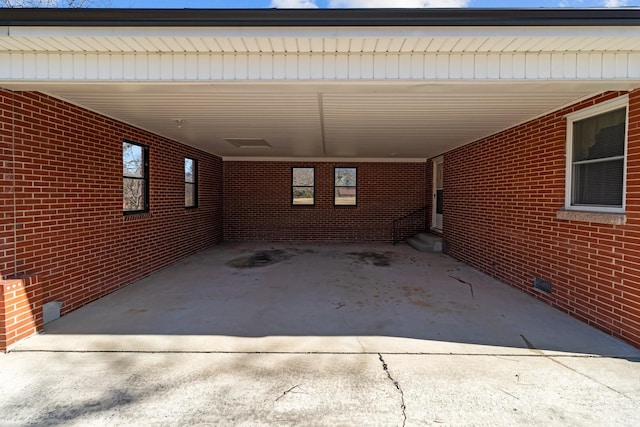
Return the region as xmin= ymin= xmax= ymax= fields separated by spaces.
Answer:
xmin=1 ymin=8 xmax=640 ymax=354
xmin=1 ymin=8 xmax=640 ymax=425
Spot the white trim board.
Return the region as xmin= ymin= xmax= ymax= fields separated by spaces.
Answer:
xmin=1 ymin=51 xmax=639 ymax=82
xmin=222 ymin=157 xmax=427 ymax=163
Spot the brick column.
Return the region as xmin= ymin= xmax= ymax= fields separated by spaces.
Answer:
xmin=0 ymin=276 xmax=42 ymax=352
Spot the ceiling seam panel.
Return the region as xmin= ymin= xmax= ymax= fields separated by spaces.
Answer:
xmin=317 ymin=93 xmax=327 ymax=157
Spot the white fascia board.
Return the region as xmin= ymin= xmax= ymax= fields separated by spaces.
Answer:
xmin=5 ymin=25 xmax=640 ymax=39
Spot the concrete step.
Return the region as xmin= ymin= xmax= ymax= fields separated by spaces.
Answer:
xmin=406 ymin=232 xmax=443 ymax=252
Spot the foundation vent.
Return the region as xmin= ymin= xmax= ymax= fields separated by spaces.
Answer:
xmin=533 ymin=277 xmax=552 ymax=294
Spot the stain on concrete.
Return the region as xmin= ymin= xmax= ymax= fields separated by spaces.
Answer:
xmin=295 ymin=248 xmax=318 ymax=255
xmin=227 ymin=250 xmax=293 ymax=269
xmin=347 ymin=251 xmax=392 ymax=267
xmin=401 ymin=285 xmax=433 ymax=308
xmin=410 ymin=300 xmax=432 ymax=308
xmin=400 ymin=286 xmax=425 ymax=298
xmin=127 ymin=308 xmax=148 ymax=314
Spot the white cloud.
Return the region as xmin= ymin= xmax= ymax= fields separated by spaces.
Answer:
xmin=270 ymin=0 xmax=319 ymax=7
xmin=603 ymin=0 xmax=629 ymax=6
xmin=328 ymin=0 xmax=470 ymax=7
xmin=423 ymin=0 xmax=470 ymax=6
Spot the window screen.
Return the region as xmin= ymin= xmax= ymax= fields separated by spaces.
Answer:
xmin=571 ymin=107 xmax=626 ymax=208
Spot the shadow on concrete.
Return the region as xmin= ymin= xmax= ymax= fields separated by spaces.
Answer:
xmin=0 ymin=349 xmax=380 ymax=425
xmin=15 ymin=242 xmax=640 ymax=360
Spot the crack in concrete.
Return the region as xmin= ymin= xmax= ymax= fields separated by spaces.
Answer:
xmin=520 ymin=334 xmax=631 ymax=400
xmin=275 ymin=384 xmax=303 ymax=402
xmin=378 ymin=353 xmax=407 ymax=427
xmin=496 ymin=387 xmax=520 ymax=400
xmin=449 ymin=275 xmax=475 ymax=299
xmin=520 ymin=334 xmax=537 ymax=351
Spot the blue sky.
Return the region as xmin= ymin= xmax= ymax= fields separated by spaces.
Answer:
xmin=109 ymin=1 xmax=640 ymax=9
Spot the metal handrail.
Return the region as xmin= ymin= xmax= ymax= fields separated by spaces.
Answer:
xmin=392 ymin=206 xmax=427 ymax=244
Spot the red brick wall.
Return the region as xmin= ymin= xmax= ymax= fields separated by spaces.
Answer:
xmin=0 ymin=277 xmax=42 ymax=351
xmin=442 ymin=89 xmax=640 ymax=348
xmin=0 ymin=89 xmax=223 ymax=321
xmin=224 ymin=161 xmax=426 ymax=242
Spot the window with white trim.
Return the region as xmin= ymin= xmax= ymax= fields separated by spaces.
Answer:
xmin=565 ymin=96 xmax=628 ymax=213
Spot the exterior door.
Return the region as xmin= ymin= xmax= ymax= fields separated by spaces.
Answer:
xmin=432 ymin=157 xmax=443 ymax=231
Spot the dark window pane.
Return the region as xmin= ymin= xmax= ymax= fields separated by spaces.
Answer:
xmin=335 ymin=168 xmax=356 ymax=186
xmin=572 ymin=159 xmax=623 ymax=207
xmin=293 ymin=187 xmax=314 ymax=205
xmin=123 ymin=178 xmax=145 ymax=211
xmin=436 ymin=189 xmax=444 ymax=214
xmin=293 ymin=168 xmax=314 ymax=186
xmin=335 ymin=186 xmax=356 ymax=205
xmin=573 ymin=108 xmax=626 ymax=162
xmin=123 ymin=142 xmax=144 ymax=178
xmin=185 ymin=183 xmax=195 ymax=207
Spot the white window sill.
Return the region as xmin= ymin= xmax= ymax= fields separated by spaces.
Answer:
xmin=556 ymin=209 xmax=626 ymax=225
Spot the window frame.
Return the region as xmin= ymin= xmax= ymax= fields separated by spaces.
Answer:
xmin=122 ymin=139 xmax=149 ymax=215
xmin=291 ymin=166 xmax=315 ymax=206
xmin=334 ymin=166 xmax=357 ymax=207
xmin=564 ymin=95 xmax=629 ymax=214
xmin=185 ymin=157 xmax=198 ymax=209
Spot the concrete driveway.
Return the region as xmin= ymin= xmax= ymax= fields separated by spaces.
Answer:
xmin=1 ymin=242 xmax=639 ymax=426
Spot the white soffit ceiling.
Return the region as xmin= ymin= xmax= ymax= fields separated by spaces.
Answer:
xmin=2 ymin=26 xmax=640 ymax=53
xmin=2 ymin=24 xmax=639 ymax=160
xmin=15 ymin=80 xmax=635 ymax=160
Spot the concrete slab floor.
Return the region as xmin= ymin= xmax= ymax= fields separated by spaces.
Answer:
xmin=2 ymin=242 xmax=639 ymax=426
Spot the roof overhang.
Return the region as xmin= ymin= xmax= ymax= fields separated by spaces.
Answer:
xmin=2 ymin=8 xmax=640 ymax=27
xmin=1 ymin=8 xmax=639 ymax=161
